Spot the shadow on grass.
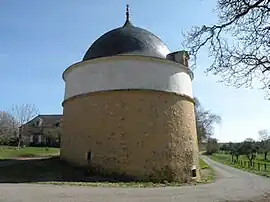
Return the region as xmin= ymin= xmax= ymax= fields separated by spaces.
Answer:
xmin=0 ymin=157 xmax=138 ymax=184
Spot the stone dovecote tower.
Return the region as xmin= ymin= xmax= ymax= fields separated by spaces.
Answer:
xmin=61 ymin=6 xmax=200 ymax=183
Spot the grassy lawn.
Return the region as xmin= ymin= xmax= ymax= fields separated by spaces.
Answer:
xmin=209 ymin=153 xmax=270 ymax=178
xmin=199 ymin=158 xmax=209 ymax=169
xmin=199 ymin=157 xmax=216 ymax=183
xmin=0 ymin=146 xmax=60 ymax=160
xmin=211 ymin=152 xmax=270 ymax=164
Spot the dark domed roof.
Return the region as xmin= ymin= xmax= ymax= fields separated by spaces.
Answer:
xmin=82 ymin=9 xmax=170 ymax=61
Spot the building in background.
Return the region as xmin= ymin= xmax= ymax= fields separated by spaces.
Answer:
xmin=20 ymin=114 xmax=62 ymax=147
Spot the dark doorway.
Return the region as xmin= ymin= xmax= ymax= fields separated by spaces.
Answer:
xmin=87 ymin=150 xmax=92 ymax=165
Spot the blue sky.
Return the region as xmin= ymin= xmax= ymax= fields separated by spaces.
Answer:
xmin=0 ymin=0 xmax=269 ymax=142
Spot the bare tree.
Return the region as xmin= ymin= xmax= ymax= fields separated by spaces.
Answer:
xmin=11 ymin=104 xmax=38 ymax=148
xmin=258 ymin=129 xmax=270 ymax=141
xmin=194 ymin=97 xmax=221 ymax=144
xmin=184 ymin=0 xmax=270 ymax=98
xmin=258 ymin=129 xmax=270 ymax=160
xmin=0 ymin=111 xmax=18 ymax=137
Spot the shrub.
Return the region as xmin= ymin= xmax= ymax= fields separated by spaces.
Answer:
xmin=0 ymin=136 xmax=19 ymax=146
xmin=206 ymin=138 xmax=219 ymax=155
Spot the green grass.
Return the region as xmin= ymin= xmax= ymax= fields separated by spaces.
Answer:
xmin=210 ymin=153 xmax=230 ymax=163
xmin=199 ymin=158 xmax=209 ymax=169
xmin=199 ymin=157 xmax=216 ymax=183
xmin=211 ymin=153 xmax=270 ymax=164
xmin=209 ymin=153 xmax=270 ymax=178
xmin=254 ymin=155 xmax=270 ymax=164
xmin=0 ymin=146 xmax=60 ymax=159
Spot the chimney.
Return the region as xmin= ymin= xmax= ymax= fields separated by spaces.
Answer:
xmin=166 ymin=50 xmax=190 ymax=67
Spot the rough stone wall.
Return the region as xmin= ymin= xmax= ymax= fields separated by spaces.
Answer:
xmin=61 ymin=90 xmax=200 ymax=182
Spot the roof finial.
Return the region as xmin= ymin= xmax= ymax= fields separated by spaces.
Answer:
xmin=126 ymin=4 xmax=130 ymax=21
xmin=123 ymin=4 xmax=133 ymax=27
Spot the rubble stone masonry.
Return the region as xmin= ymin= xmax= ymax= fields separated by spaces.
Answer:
xmin=61 ymin=90 xmax=200 ymax=182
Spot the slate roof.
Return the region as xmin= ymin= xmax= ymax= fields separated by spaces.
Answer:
xmin=82 ymin=16 xmax=170 ymax=61
xmin=23 ymin=114 xmax=62 ymax=127
xmin=37 ymin=115 xmax=62 ymax=126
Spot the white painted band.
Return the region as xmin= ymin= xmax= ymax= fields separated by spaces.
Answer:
xmin=63 ymin=56 xmax=193 ymax=100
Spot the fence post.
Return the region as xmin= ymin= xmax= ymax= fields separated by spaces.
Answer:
xmin=265 ymin=163 xmax=267 ymax=171
xmin=258 ymin=162 xmax=260 ymax=171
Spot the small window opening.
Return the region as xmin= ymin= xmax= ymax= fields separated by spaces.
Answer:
xmin=191 ymin=165 xmax=196 ymax=178
xmin=87 ymin=150 xmax=92 ymax=165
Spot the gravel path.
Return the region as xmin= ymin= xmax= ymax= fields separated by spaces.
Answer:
xmin=0 ymin=156 xmax=270 ymax=202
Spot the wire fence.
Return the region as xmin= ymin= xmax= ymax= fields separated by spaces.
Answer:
xmin=232 ymin=159 xmax=270 ymax=172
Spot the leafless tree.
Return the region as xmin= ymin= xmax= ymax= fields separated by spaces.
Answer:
xmin=258 ymin=129 xmax=270 ymax=160
xmin=184 ymin=0 xmax=270 ymax=98
xmin=11 ymin=104 xmax=38 ymax=148
xmin=258 ymin=129 xmax=270 ymax=141
xmin=0 ymin=111 xmax=18 ymax=137
xmin=194 ymin=98 xmax=221 ymax=144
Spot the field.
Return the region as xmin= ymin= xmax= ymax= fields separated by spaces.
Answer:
xmin=0 ymin=146 xmax=60 ymax=160
xmin=210 ymin=153 xmax=270 ymax=177
xmin=211 ymin=152 xmax=270 ymax=164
